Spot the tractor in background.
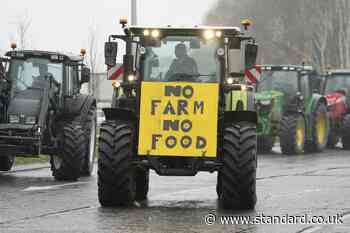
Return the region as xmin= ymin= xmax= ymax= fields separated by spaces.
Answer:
xmin=0 ymin=45 xmax=97 ymax=180
xmin=322 ymin=69 xmax=350 ymax=149
xmin=256 ymin=65 xmax=329 ymax=154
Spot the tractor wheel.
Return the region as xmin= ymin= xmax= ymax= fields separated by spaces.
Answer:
xmin=327 ymin=129 xmax=339 ymax=149
xmin=218 ymin=123 xmax=257 ymax=210
xmin=50 ymin=124 xmax=85 ymax=181
xmin=81 ymin=106 xmax=97 ymax=176
xmin=306 ymin=104 xmax=329 ymax=152
xmin=341 ymin=115 xmax=350 ymax=150
xmin=0 ymin=155 xmax=15 ymax=171
xmin=135 ymin=168 xmax=149 ymax=201
xmin=257 ymin=135 xmax=274 ymax=153
xmin=216 ymin=172 xmax=222 ymax=198
xmin=98 ymin=121 xmax=137 ymax=206
xmin=280 ymin=114 xmax=306 ymax=155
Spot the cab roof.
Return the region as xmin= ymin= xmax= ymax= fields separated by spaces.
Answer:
xmin=128 ymin=26 xmax=241 ymax=37
xmin=327 ymin=69 xmax=350 ymax=76
xmin=261 ymin=64 xmax=314 ymax=72
xmin=5 ymin=50 xmax=83 ymax=63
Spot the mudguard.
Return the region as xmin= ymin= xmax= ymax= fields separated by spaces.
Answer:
xmin=225 ymin=90 xmax=255 ymax=111
xmin=224 ymin=111 xmax=257 ymax=125
xmin=224 ymin=89 xmax=257 ymax=124
xmin=64 ymin=94 xmax=96 ymax=121
xmin=103 ymin=107 xmax=137 ymax=122
xmin=308 ymin=93 xmax=327 ymax=115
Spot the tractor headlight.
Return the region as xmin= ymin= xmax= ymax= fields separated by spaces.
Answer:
xmin=128 ymin=75 xmax=136 ymax=82
xmin=9 ymin=115 xmax=20 ymax=124
xmin=227 ymin=77 xmax=234 ymax=85
xmin=25 ymin=116 xmax=37 ymax=125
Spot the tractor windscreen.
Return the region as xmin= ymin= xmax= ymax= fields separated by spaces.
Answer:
xmin=325 ymin=75 xmax=350 ymax=94
xmin=142 ymin=36 xmax=220 ymax=83
xmin=8 ymin=58 xmax=63 ymax=92
xmin=258 ymin=70 xmax=298 ymax=95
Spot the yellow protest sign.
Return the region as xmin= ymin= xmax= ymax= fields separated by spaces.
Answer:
xmin=138 ymin=82 xmax=219 ymax=157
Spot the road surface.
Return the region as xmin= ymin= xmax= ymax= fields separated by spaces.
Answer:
xmin=1 ymin=146 xmax=350 ymax=233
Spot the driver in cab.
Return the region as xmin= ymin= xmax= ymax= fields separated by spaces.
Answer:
xmin=32 ymin=63 xmax=52 ymax=88
xmin=165 ymin=43 xmax=198 ymax=80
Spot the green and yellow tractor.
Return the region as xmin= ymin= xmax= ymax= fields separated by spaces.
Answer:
xmin=98 ymin=19 xmax=259 ymax=210
xmin=256 ymin=65 xmax=329 ymax=154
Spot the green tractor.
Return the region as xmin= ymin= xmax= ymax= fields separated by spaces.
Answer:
xmin=98 ymin=19 xmax=259 ymax=210
xmin=256 ymin=65 xmax=329 ymax=154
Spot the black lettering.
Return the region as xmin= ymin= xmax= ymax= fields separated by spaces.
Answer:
xmin=151 ymin=100 xmax=161 ymax=115
xmin=163 ymin=120 xmax=179 ymax=131
xmin=177 ymin=100 xmax=189 ymax=115
xmin=182 ymin=86 xmax=194 ymax=99
xmin=194 ymin=101 xmax=204 ymax=114
xmin=165 ymin=136 xmax=177 ymax=149
xmin=165 ymin=86 xmax=181 ymax=97
xmin=152 ymin=134 xmax=162 ymax=150
xmin=180 ymin=136 xmax=192 ymax=148
xmin=163 ymin=101 xmax=176 ymax=115
xmin=180 ymin=120 xmax=192 ymax=132
xmin=196 ymin=136 xmax=207 ymax=149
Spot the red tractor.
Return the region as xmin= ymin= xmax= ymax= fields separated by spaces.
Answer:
xmin=322 ymin=69 xmax=350 ymax=149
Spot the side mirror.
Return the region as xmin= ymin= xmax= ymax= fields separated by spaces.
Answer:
xmin=104 ymin=42 xmax=118 ymax=67
xmin=81 ymin=67 xmax=91 ymax=84
xmin=245 ymin=43 xmax=258 ymax=70
xmin=228 ymin=38 xmax=243 ymax=75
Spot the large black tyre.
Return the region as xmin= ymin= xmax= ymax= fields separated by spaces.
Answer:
xmin=81 ymin=106 xmax=97 ymax=176
xmin=306 ymin=104 xmax=329 ymax=152
xmin=257 ymin=135 xmax=274 ymax=153
xmin=98 ymin=121 xmax=139 ymax=206
xmin=0 ymin=155 xmax=15 ymax=171
xmin=218 ymin=123 xmax=257 ymax=210
xmin=327 ymin=128 xmax=339 ymax=149
xmin=50 ymin=124 xmax=85 ymax=181
xmin=280 ymin=114 xmax=306 ymax=155
xmin=341 ymin=115 xmax=350 ymax=150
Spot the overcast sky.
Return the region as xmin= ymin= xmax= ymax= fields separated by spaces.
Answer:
xmin=0 ymin=0 xmax=218 ymax=68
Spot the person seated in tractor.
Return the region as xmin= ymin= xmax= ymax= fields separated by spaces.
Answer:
xmin=32 ymin=62 xmax=53 ymax=88
xmin=165 ymin=43 xmax=199 ymax=81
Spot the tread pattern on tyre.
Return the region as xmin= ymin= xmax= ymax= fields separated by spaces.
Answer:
xmin=257 ymin=135 xmax=274 ymax=153
xmin=219 ymin=123 xmax=257 ymax=210
xmin=0 ymin=155 xmax=14 ymax=171
xmin=51 ymin=123 xmax=85 ymax=181
xmin=280 ymin=114 xmax=304 ymax=155
xmin=98 ymin=121 xmax=136 ymax=206
xmin=342 ymin=115 xmax=350 ymax=149
xmin=81 ymin=106 xmax=97 ymax=176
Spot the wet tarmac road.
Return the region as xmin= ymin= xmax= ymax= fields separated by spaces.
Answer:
xmin=1 ymin=146 xmax=350 ymax=233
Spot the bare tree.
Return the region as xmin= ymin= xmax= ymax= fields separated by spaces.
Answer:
xmin=205 ymin=0 xmax=350 ymax=71
xmin=87 ymin=25 xmax=99 ymax=96
xmin=15 ymin=13 xmax=32 ymax=49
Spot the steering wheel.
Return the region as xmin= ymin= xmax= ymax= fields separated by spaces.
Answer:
xmin=167 ymin=73 xmax=197 ymax=82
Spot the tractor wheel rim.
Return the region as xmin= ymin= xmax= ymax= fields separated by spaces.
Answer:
xmin=53 ymin=156 xmax=62 ymax=169
xmin=89 ymin=119 xmax=96 ymax=165
xmin=316 ymin=113 xmax=326 ymax=146
xmin=296 ymin=117 xmax=305 ymax=149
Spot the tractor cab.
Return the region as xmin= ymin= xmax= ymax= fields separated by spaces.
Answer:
xmin=322 ymin=70 xmax=350 ymax=97
xmin=257 ymin=65 xmax=318 ymax=110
